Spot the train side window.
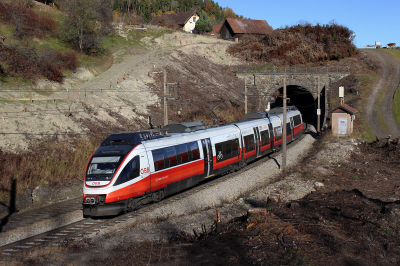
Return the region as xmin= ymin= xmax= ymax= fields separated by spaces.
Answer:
xmin=286 ymin=123 xmax=291 ymax=136
xmin=114 ymin=156 xmax=140 ymax=186
xmin=189 ymin=141 xmax=200 ymax=161
xmin=215 ymin=139 xmax=238 ymax=162
xmin=165 ymin=146 xmax=178 ymax=167
xmin=152 ymin=149 xmax=165 ymax=171
xmin=177 ymin=143 xmax=189 ymax=164
xmin=223 ymin=142 xmax=232 ymax=158
xmin=244 ymin=135 xmax=255 ymax=153
xmin=260 ymin=130 xmax=269 ymax=146
xmin=215 ymin=143 xmax=223 ymax=162
xmin=232 ymin=138 xmax=239 ymax=156
xmin=293 ymin=115 xmax=302 ymax=126
xmin=274 ymin=126 xmax=282 ymax=141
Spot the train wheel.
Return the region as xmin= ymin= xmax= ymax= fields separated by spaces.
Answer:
xmin=152 ymin=189 xmax=164 ymax=203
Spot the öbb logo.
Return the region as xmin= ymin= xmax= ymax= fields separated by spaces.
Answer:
xmin=141 ymin=167 xmax=150 ymax=174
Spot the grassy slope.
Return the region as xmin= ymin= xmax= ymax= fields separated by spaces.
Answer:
xmin=381 ymin=49 xmax=400 ymax=126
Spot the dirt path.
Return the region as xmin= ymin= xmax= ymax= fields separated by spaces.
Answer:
xmin=364 ymin=49 xmax=400 ymax=138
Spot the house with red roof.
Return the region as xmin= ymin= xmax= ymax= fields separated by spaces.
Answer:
xmin=219 ymin=18 xmax=273 ymax=41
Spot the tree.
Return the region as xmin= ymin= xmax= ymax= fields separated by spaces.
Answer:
xmin=59 ymin=0 xmax=112 ymax=53
xmin=204 ymin=0 xmax=215 ymax=15
xmin=195 ymin=13 xmax=212 ymax=33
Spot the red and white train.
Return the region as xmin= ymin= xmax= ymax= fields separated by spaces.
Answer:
xmin=83 ymin=107 xmax=303 ymax=216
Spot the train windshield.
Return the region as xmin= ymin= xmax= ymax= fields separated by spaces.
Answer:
xmin=87 ymin=145 xmax=132 ymax=175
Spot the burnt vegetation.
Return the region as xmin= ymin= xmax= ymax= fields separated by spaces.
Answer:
xmin=228 ymin=21 xmax=358 ymax=65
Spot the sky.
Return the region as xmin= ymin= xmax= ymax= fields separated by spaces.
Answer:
xmin=215 ymin=0 xmax=399 ymax=48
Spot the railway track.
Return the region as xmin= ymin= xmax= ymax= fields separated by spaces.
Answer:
xmin=0 ymin=197 xmax=82 ymax=234
xmin=0 ymin=131 xmax=309 ymax=257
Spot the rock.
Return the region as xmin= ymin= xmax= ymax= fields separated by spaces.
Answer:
xmin=385 ymin=204 xmax=400 ymax=222
xmin=267 ymin=195 xmax=281 ymax=203
xmin=314 ymin=182 xmax=324 ymax=187
xmin=32 ymin=185 xmax=52 ymax=203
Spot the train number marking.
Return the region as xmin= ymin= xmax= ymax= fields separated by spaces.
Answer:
xmin=140 ymin=167 xmax=150 ymax=174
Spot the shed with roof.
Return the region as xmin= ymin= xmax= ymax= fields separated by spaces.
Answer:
xmin=209 ymin=24 xmax=222 ymax=36
xmin=328 ymin=104 xmax=357 ymax=135
xmin=149 ymin=10 xmax=199 ymax=33
xmin=219 ymin=18 xmax=272 ymax=41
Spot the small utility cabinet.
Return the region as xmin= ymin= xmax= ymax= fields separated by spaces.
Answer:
xmin=329 ymin=104 xmax=357 ymax=135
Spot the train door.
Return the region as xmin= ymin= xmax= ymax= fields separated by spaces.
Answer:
xmin=253 ymin=127 xmax=260 ymax=157
xmin=290 ymin=117 xmax=294 ymax=139
xmin=268 ymin=124 xmax=274 ymax=149
xmin=139 ymin=151 xmax=151 ymax=194
xmin=201 ymin=138 xmax=213 ymax=177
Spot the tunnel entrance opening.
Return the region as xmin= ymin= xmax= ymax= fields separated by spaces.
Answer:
xmin=269 ymin=85 xmax=326 ymax=129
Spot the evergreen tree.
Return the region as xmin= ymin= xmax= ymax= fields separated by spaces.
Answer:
xmin=195 ymin=13 xmax=212 ymax=33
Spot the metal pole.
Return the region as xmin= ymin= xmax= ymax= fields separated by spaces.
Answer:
xmin=245 ymin=75 xmax=248 ymax=114
xmin=164 ymin=70 xmax=168 ymax=126
xmin=317 ymin=76 xmax=320 ymax=133
xmin=282 ymin=74 xmax=287 ymax=169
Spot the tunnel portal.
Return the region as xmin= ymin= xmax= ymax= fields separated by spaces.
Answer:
xmin=269 ymin=85 xmax=326 ymax=129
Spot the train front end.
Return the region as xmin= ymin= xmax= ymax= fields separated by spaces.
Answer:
xmin=82 ymin=131 xmax=164 ymax=217
xmin=83 ymin=144 xmax=133 ymax=217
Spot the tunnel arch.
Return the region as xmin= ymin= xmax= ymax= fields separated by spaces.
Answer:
xmin=266 ymin=82 xmax=326 ymax=129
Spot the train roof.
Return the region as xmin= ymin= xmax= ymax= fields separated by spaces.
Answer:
xmin=162 ymin=121 xmax=206 ymax=133
xmin=100 ymin=131 xmax=166 ymax=146
xmin=242 ymin=111 xmax=269 ymax=120
xmin=269 ymin=106 xmax=298 ymax=114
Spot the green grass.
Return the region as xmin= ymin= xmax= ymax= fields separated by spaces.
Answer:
xmin=375 ymin=83 xmax=390 ymax=133
xmin=382 ymin=49 xmax=400 ymax=126
xmin=351 ymin=73 xmax=378 ymax=141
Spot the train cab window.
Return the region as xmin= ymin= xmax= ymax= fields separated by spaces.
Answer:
xmin=189 ymin=141 xmax=200 ymax=161
xmin=152 ymin=149 xmax=165 ymax=171
xmin=165 ymin=146 xmax=178 ymax=167
xmin=274 ymin=126 xmax=282 ymax=141
xmin=114 ymin=156 xmax=140 ymax=186
xmin=293 ymin=115 xmax=302 ymax=126
xmin=286 ymin=123 xmax=292 ymax=136
xmin=260 ymin=130 xmax=269 ymax=146
xmin=244 ymin=135 xmax=255 ymax=153
xmin=177 ymin=143 xmax=189 ymax=164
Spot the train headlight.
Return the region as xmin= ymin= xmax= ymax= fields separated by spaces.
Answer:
xmin=84 ymin=196 xmax=100 ymax=205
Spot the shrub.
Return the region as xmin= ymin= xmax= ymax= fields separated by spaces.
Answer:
xmin=0 ymin=2 xmax=58 ymax=38
xmin=0 ymin=46 xmax=77 ymax=83
xmin=228 ymin=21 xmax=358 ymax=65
